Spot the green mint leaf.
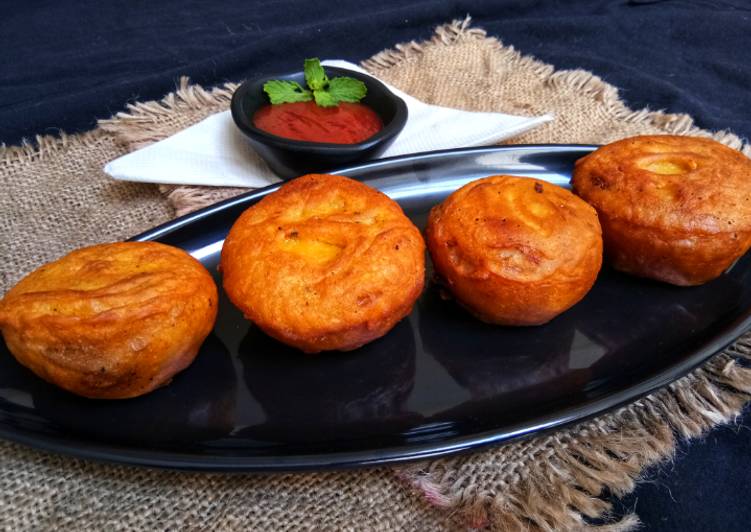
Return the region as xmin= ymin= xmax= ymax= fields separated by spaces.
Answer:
xmin=313 ymin=88 xmax=338 ymax=107
xmin=326 ymin=77 xmax=367 ymax=103
xmin=304 ymin=58 xmax=328 ymax=91
xmin=263 ymin=80 xmax=313 ymax=104
xmin=263 ymin=59 xmax=369 ymax=107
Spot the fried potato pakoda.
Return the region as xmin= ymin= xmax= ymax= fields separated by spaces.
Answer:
xmin=573 ymin=135 xmax=751 ymax=285
xmin=0 ymin=242 xmax=218 ymax=399
xmin=220 ymin=173 xmax=425 ymax=353
xmin=426 ymin=175 xmax=602 ymax=325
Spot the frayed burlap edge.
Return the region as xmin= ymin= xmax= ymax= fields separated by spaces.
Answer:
xmin=364 ymin=16 xmax=750 ymax=156
xmin=396 ymin=340 xmax=751 ymax=531
xmin=1 ymin=130 xmax=105 ymax=164
xmin=99 ymin=80 xmax=237 ymax=151
xmin=2 ymin=16 xmax=751 ymax=531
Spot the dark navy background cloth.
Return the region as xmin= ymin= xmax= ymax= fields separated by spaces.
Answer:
xmin=1 ymin=1 xmax=750 ymax=529
xmin=2 ymin=0 xmax=751 ymax=145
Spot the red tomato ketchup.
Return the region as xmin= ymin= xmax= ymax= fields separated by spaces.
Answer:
xmin=252 ymin=101 xmax=383 ymax=144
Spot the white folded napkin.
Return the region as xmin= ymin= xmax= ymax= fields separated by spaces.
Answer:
xmin=105 ymin=60 xmax=553 ymax=188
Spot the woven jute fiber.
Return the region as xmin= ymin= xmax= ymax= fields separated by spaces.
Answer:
xmin=2 ymin=17 xmax=751 ymax=531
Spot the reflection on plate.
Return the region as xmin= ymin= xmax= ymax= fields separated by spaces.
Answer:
xmin=239 ymin=319 xmax=418 ymax=444
xmin=5 ymin=333 xmax=237 ymax=445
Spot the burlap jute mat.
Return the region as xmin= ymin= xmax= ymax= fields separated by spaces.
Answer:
xmin=2 ymin=17 xmax=751 ymax=531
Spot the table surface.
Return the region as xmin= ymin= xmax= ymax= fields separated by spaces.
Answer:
xmin=2 ymin=1 xmax=750 ymax=529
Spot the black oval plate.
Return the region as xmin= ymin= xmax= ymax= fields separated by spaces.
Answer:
xmin=2 ymin=145 xmax=750 ymax=471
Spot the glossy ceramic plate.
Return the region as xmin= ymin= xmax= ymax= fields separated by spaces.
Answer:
xmin=2 ymin=145 xmax=750 ymax=471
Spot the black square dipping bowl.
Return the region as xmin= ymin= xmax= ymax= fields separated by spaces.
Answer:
xmin=230 ymin=67 xmax=408 ymax=179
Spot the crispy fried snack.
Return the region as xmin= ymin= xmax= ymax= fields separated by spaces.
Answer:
xmin=220 ymin=173 xmax=425 ymax=353
xmin=0 ymin=242 xmax=218 ymax=399
xmin=426 ymin=175 xmax=602 ymax=325
xmin=572 ymin=135 xmax=751 ymax=285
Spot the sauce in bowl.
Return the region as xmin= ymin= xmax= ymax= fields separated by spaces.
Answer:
xmin=252 ymin=101 xmax=383 ymax=144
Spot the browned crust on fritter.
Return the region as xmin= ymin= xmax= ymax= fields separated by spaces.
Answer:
xmin=426 ymin=175 xmax=602 ymax=325
xmin=0 ymin=242 xmax=218 ymax=399
xmin=572 ymin=135 xmax=751 ymax=285
xmin=220 ymin=174 xmax=425 ymax=353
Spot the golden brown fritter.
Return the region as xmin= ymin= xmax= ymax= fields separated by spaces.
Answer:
xmin=426 ymin=175 xmax=602 ymax=325
xmin=220 ymin=173 xmax=425 ymax=353
xmin=0 ymin=242 xmax=218 ymax=399
xmin=572 ymin=135 xmax=751 ymax=285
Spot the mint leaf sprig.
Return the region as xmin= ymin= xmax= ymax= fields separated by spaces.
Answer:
xmin=263 ymin=58 xmax=367 ymax=108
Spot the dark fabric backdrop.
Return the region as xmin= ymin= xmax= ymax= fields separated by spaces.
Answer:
xmin=1 ymin=1 xmax=750 ymax=530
